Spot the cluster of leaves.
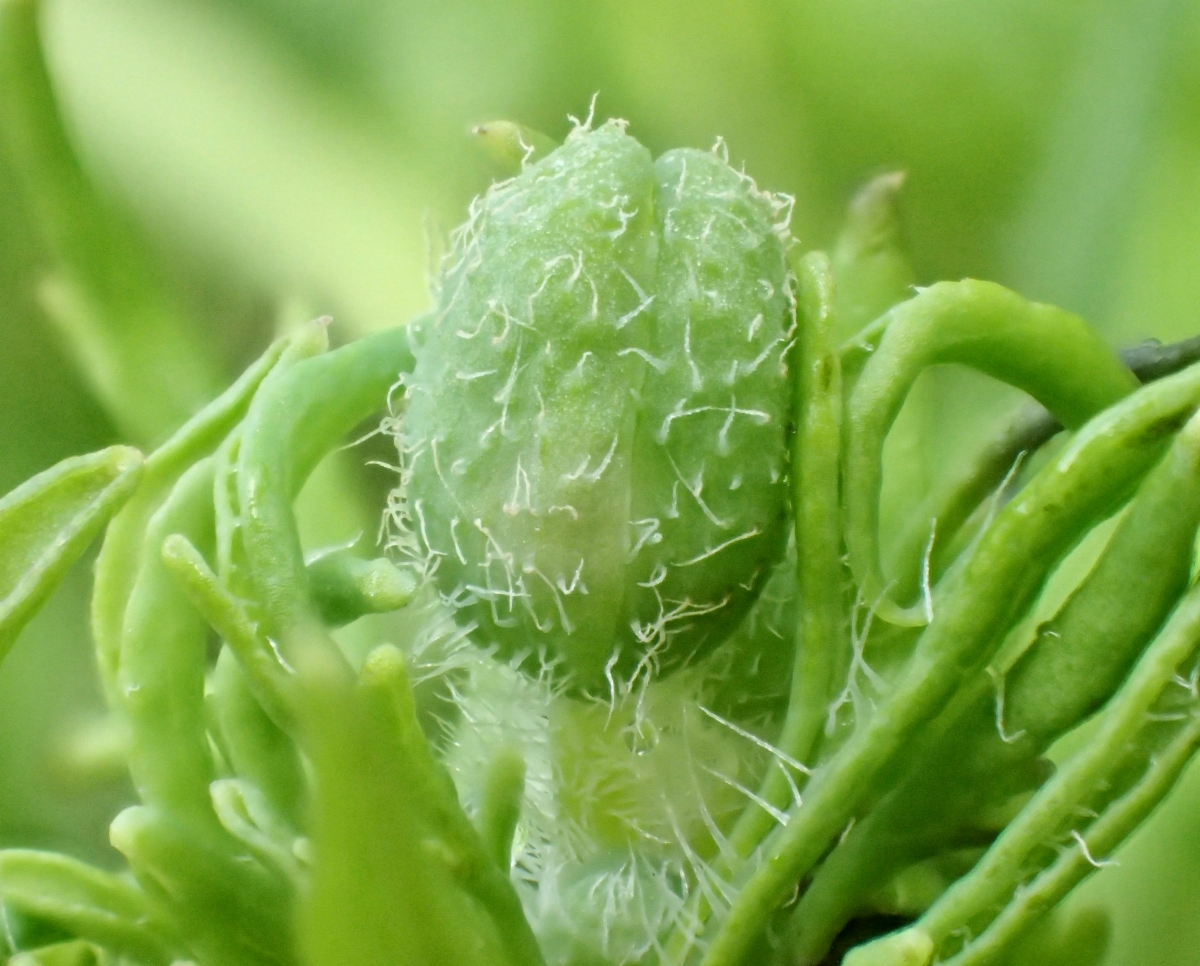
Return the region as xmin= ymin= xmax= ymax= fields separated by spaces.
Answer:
xmin=5 ymin=1 xmax=1200 ymax=965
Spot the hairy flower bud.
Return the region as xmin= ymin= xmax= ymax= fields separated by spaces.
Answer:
xmin=394 ymin=120 xmax=795 ymax=693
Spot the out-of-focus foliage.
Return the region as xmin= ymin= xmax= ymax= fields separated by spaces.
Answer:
xmin=2 ymin=0 xmax=1200 ymax=962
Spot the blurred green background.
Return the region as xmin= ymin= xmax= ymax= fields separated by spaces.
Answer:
xmin=2 ymin=0 xmax=1200 ymax=962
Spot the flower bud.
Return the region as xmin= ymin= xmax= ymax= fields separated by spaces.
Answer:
xmin=395 ymin=121 xmax=795 ymax=693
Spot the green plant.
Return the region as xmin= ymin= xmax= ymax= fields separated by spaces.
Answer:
xmin=4 ymin=2 xmax=1200 ymax=965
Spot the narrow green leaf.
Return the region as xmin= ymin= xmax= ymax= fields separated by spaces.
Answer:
xmin=92 ymin=331 xmax=291 ymax=706
xmin=845 ymin=279 xmax=1140 ymax=626
xmin=0 ymin=445 xmax=142 ymax=661
xmin=0 ymin=849 xmax=178 ymax=965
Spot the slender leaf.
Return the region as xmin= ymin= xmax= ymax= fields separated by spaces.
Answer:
xmin=0 ymin=445 xmax=142 ymax=661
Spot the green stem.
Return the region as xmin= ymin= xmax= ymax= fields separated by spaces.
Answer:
xmin=738 ymin=252 xmax=845 ymax=848
xmin=943 ymin=711 xmax=1200 ymax=966
xmin=888 ymin=332 xmax=1200 ymax=605
xmin=913 ymin=564 xmax=1200 ymax=954
xmin=845 ymin=280 xmax=1138 ymax=627
xmin=787 ymin=396 xmax=1200 ymax=963
xmin=236 ymin=323 xmax=417 ymax=655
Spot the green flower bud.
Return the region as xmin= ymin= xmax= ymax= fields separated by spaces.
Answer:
xmin=394 ymin=120 xmax=795 ymax=693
